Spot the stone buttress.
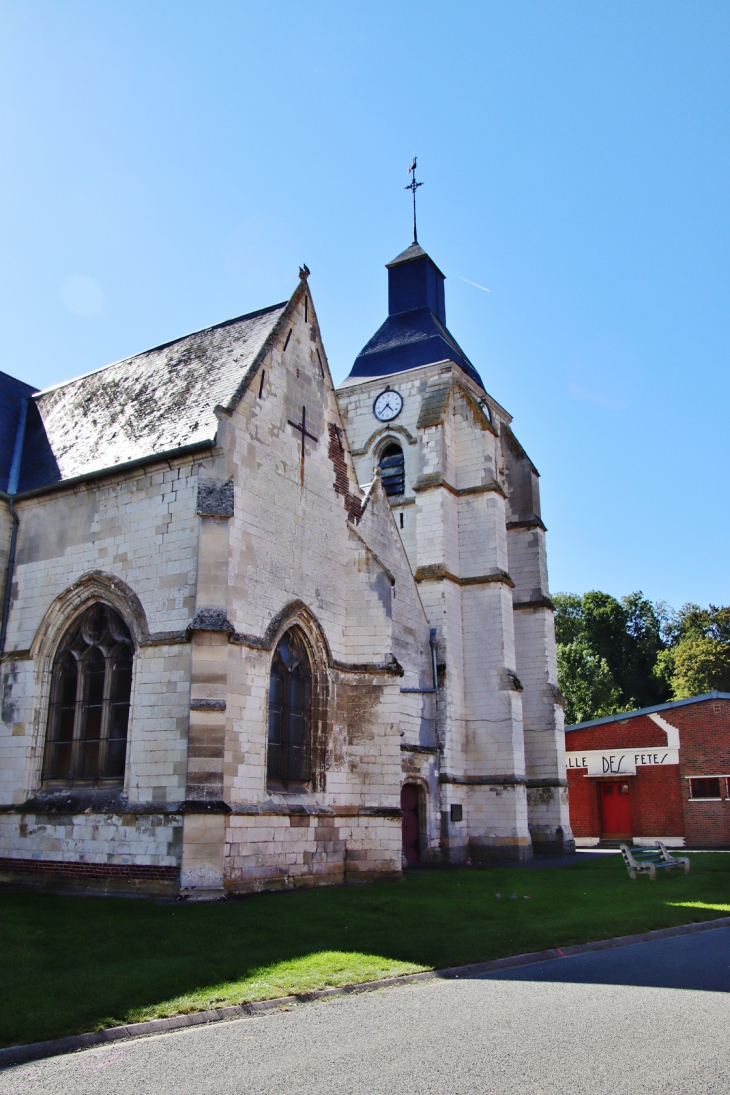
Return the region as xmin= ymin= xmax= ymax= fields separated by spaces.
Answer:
xmin=503 ymin=427 xmax=572 ymax=853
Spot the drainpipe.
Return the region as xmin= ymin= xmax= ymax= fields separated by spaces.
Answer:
xmin=0 ymin=399 xmax=27 ymax=656
xmin=0 ymin=499 xmax=18 ymax=656
xmin=400 ymin=628 xmax=439 ymax=694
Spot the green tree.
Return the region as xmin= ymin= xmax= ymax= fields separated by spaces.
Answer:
xmin=554 ymin=592 xmax=730 ymax=721
xmin=621 ymin=592 xmax=669 ymax=708
xmin=556 ymin=641 xmax=625 ymax=725
xmin=554 ymin=590 xmax=670 ymax=714
xmin=578 ymin=590 xmax=629 ymax=688
xmin=657 ymin=636 xmax=730 ymax=699
xmin=666 ymin=603 xmax=730 ymax=646
xmin=553 ymin=592 xmax=583 ymax=646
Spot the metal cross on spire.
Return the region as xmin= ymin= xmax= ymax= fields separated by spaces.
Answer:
xmin=405 ymin=156 xmax=423 ymax=244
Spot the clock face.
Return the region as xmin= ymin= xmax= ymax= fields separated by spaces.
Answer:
xmin=373 ymin=389 xmax=403 ymax=422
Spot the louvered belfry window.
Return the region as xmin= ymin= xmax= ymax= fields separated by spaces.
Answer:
xmin=379 ymin=442 xmax=405 ymax=497
xmin=267 ymin=628 xmax=312 ymax=787
xmin=43 ymin=604 xmax=134 ymax=786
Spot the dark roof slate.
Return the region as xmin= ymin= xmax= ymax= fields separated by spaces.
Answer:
xmin=350 ymin=306 xmax=484 ymax=389
xmin=15 ymin=302 xmax=287 ymax=493
xmin=347 ymin=241 xmax=484 ymax=390
xmin=386 ymin=242 xmax=445 ymax=277
xmin=0 ymin=371 xmax=38 ymax=493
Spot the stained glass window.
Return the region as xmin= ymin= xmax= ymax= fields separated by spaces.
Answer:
xmin=43 ymin=604 xmax=133 ymax=786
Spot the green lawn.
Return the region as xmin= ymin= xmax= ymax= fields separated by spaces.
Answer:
xmin=2 ymin=853 xmax=729 ymax=1048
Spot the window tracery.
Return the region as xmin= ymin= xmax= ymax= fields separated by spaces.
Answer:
xmin=267 ymin=628 xmax=312 ymax=789
xmin=43 ymin=604 xmax=133 ymax=786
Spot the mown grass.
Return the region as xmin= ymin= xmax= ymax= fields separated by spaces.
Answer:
xmin=2 ymin=853 xmax=729 ymax=1048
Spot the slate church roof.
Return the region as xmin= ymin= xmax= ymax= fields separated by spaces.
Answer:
xmin=5 ymin=302 xmax=288 ymax=495
xmin=0 ymin=371 xmax=38 ymax=493
xmin=347 ymin=242 xmax=485 ymax=390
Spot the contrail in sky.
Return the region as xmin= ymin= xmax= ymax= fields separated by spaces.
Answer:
xmin=454 ymin=274 xmax=491 ymax=293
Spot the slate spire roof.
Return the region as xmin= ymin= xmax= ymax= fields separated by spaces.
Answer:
xmin=6 ymin=301 xmax=288 ymax=494
xmin=347 ymin=242 xmax=485 ymax=389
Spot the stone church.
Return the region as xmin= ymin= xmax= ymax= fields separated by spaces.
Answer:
xmin=0 ymin=239 xmax=573 ymax=897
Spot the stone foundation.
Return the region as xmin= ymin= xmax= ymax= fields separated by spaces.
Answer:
xmin=0 ymin=809 xmax=183 ymax=895
xmin=224 ymin=812 xmax=402 ymax=894
xmin=0 ymin=856 xmax=178 ymax=896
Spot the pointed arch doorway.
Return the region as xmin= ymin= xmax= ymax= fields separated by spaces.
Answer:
xmin=401 ymin=783 xmax=420 ymax=866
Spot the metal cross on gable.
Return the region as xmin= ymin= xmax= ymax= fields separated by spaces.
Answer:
xmin=287 ymin=405 xmax=318 ymax=488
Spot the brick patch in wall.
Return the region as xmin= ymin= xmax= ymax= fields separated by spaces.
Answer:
xmin=328 ymin=423 xmax=362 ymax=521
xmin=0 ymin=857 xmax=179 ymax=882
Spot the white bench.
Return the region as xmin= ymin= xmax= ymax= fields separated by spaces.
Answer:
xmin=620 ymin=842 xmax=690 ymax=881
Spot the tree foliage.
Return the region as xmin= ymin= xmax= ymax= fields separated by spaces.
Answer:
xmin=556 ymin=641 xmax=625 ymax=726
xmin=554 ymin=591 xmax=730 ymax=723
xmin=663 ymin=603 xmax=730 ymax=647
xmin=656 ymin=637 xmax=730 ymax=700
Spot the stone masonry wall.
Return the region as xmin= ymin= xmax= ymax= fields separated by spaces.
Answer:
xmin=338 ymin=362 xmax=535 ymax=860
xmin=0 ymin=503 xmax=11 ymax=610
xmin=0 ymin=811 xmax=182 ymax=868
xmin=0 ymin=455 xmax=204 ymax=881
xmin=177 ymin=280 xmax=432 ymax=893
xmin=225 ymin=812 xmax=402 ymax=892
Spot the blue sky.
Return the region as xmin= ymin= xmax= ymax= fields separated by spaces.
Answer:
xmin=1 ymin=2 xmax=728 ymax=610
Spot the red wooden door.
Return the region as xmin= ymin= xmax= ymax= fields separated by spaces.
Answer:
xmin=600 ymin=782 xmax=632 ymax=837
xmin=401 ymin=784 xmax=420 ymax=865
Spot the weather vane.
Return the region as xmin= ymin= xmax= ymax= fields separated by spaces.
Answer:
xmin=405 ymin=156 xmax=423 ymax=244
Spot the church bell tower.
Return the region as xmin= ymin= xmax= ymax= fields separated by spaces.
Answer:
xmin=336 ymin=234 xmax=573 ymax=861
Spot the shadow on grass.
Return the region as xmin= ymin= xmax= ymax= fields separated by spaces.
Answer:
xmin=2 ymin=854 xmax=729 ymax=1047
xmin=480 ymin=923 xmax=730 ymax=994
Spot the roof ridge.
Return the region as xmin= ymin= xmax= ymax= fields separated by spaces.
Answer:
xmin=35 ymin=301 xmax=288 ymax=399
xmin=351 ymin=306 xmax=484 ymax=391
xmin=386 ymin=242 xmax=446 ymax=279
xmin=430 ymin=312 xmax=478 ymax=374
xmin=566 ymin=690 xmax=730 ymax=731
xmin=0 ymin=370 xmax=38 ymax=393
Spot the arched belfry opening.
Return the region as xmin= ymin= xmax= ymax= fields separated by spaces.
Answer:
xmin=379 ymin=442 xmax=405 ymax=497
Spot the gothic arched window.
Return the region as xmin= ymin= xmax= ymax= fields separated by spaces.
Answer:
xmin=43 ymin=604 xmax=134 ymax=787
xmin=379 ymin=442 xmax=405 ymax=497
xmin=267 ymin=628 xmax=312 ymax=789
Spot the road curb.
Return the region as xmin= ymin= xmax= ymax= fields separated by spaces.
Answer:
xmin=3 ymin=914 xmax=730 ymax=1069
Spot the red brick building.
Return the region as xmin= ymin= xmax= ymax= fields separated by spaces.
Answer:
xmin=566 ymin=691 xmax=730 ymax=848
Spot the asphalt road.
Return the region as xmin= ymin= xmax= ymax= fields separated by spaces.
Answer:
xmin=6 ymin=927 xmax=730 ymax=1095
